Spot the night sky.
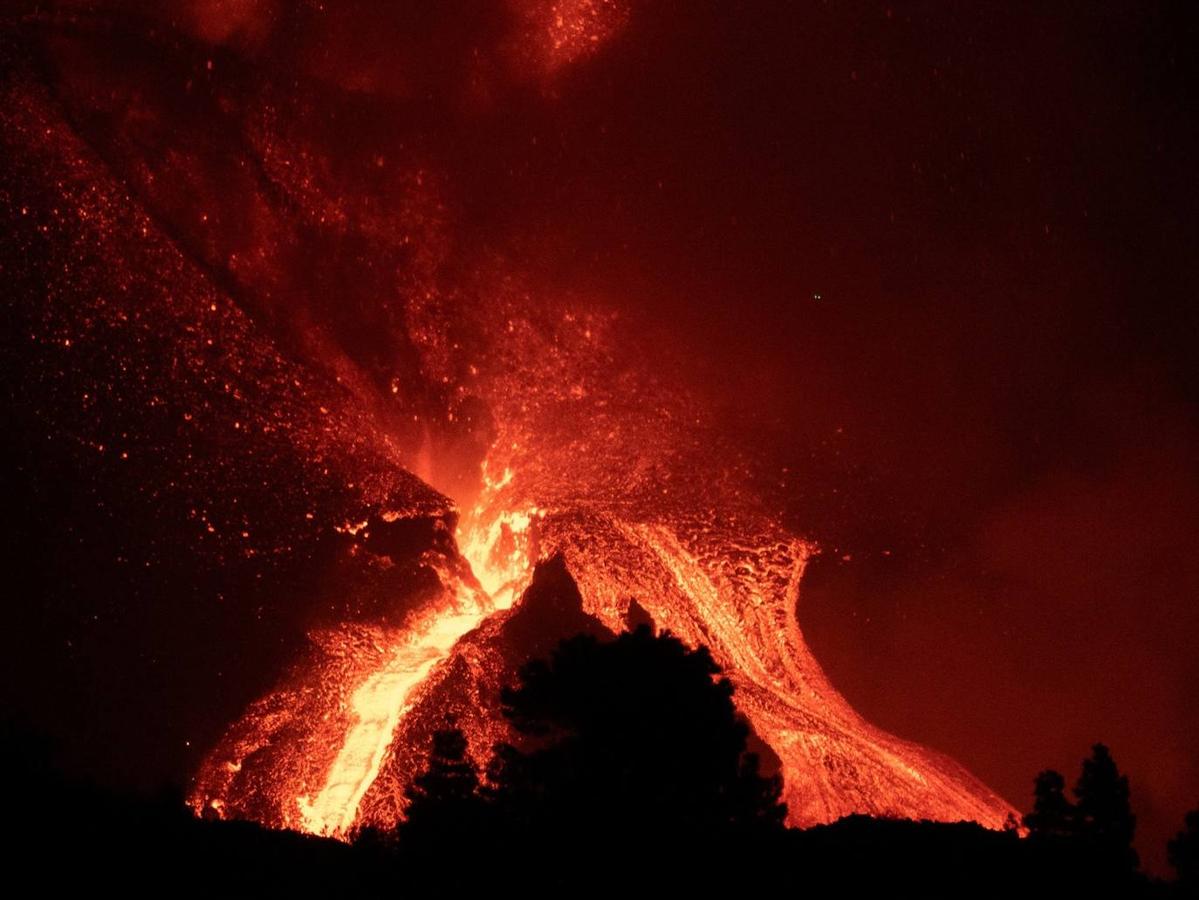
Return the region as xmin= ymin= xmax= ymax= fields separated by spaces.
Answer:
xmin=2 ymin=0 xmax=1196 ymax=874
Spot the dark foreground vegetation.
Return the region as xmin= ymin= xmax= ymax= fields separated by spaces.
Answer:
xmin=7 ymin=626 xmax=1196 ymax=896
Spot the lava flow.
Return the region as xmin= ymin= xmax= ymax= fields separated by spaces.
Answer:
xmin=191 ymin=321 xmax=1017 ymax=835
xmin=288 ymin=476 xmax=544 ymax=837
xmin=193 ymin=475 xmax=545 ymax=837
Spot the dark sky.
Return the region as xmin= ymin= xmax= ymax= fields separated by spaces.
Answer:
xmin=2 ymin=0 xmax=1196 ymax=875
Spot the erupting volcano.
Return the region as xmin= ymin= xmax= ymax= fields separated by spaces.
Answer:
xmin=3 ymin=0 xmax=1059 ymax=853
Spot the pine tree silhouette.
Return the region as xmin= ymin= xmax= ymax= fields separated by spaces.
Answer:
xmin=489 ymin=625 xmax=787 ymax=841
xmin=1024 ymin=769 xmax=1075 ymax=839
xmin=1168 ymin=809 xmax=1199 ymax=888
xmin=397 ymin=721 xmax=486 ymax=849
xmin=1072 ymin=743 xmax=1137 ymax=870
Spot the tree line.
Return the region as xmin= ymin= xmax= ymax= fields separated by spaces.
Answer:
xmin=4 ymin=614 xmax=1196 ymax=895
xmin=357 ymin=622 xmax=1196 ymax=895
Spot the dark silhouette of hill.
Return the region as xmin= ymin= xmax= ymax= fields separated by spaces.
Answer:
xmin=4 ymin=717 xmax=364 ymax=895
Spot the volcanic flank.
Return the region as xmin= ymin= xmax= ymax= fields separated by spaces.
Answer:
xmin=0 ymin=5 xmax=1017 ymax=846
xmin=193 ymin=498 xmax=1016 ymax=836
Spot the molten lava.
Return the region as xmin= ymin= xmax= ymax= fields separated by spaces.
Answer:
xmin=295 ymin=587 xmax=492 ymax=836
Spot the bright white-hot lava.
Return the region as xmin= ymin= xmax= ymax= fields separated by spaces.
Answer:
xmin=458 ymin=463 xmax=545 ymax=606
xmin=295 ymin=587 xmax=493 ymax=837
xmin=193 ymin=467 xmax=548 ymax=838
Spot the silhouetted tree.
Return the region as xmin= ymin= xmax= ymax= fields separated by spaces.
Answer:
xmin=488 ymin=625 xmax=787 ymax=847
xmin=1168 ymin=809 xmax=1199 ymax=889
xmin=1020 ymin=744 xmax=1154 ymax=894
xmin=1073 ymin=743 xmax=1137 ymax=870
xmin=396 ymin=720 xmax=487 ymax=850
xmin=1025 ymin=769 xmax=1076 ymax=839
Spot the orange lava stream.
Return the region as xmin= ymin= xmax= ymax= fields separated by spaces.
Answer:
xmin=295 ymin=594 xmax=489 ymax=836
xmin=291 ymin=488 xmax=542 ymax=836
